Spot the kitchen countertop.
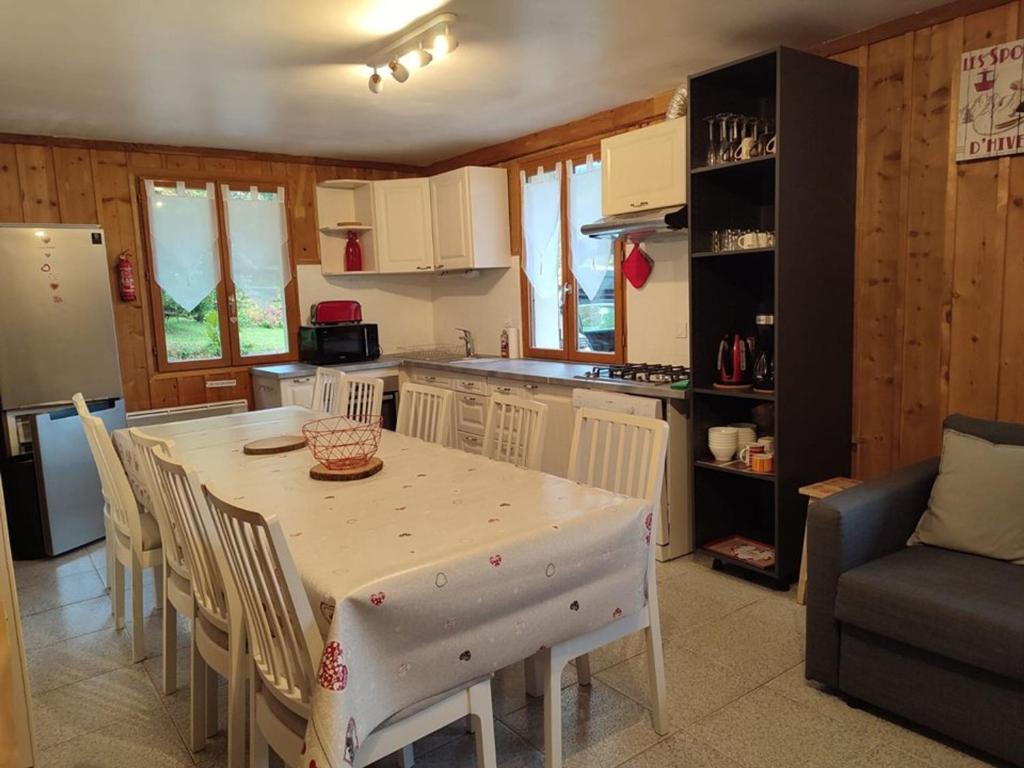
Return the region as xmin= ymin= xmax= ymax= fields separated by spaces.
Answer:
xmin=251 ymin=357 xmax=689 ymax=401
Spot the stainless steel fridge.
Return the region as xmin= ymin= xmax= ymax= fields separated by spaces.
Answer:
xmin=0 ymin=224 xmax=125 ymax=558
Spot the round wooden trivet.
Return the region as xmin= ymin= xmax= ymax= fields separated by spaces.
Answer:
xmin=309 ymin=457 xmax=384 ymax=481
xmin=243 ymin=435 xmax=307 ymax=455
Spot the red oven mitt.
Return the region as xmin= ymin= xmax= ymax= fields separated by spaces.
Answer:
xmin=622 ymin=242 xmax=652 ymax=289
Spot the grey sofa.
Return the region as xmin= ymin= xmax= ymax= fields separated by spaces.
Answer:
xmin=805 ymin=415 xmax=1024 ymax=767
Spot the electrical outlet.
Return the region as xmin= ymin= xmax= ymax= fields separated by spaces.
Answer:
xmin=675 ymin=322 xmax=688 ymax=339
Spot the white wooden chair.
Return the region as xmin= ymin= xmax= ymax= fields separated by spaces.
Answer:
xmin=539 ymin=408 xmax=670 ymax=768
xmin=482 ymin=394 xmax=548 ymax=470
xmin=128 ymin=428 xmax=195 ymax=695
xmin=72 ymin=394 xmax=115 ymax=594
xmin=340 ymin=375 xmax=384 ymax=421
xmin=73 ymin=393 xmax=162 ymax=663
xmin=396 ymin=383 xmax=453 ymax=445
xmin=311 ymin=368 xmax=345 ymax=414
xmin=202 ymin=486 xmax=498 ymax=768
xmin=150 ymin=448 xmax=247 ymax=768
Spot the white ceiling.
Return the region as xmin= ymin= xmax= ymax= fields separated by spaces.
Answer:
xmin=0 ymin=0 xmax=939 ymax=165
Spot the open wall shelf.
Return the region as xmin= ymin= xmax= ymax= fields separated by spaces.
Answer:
xmin=687 ymin=48 xmax=857 ymax=586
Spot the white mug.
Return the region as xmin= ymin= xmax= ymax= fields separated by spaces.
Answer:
xmin=738 ymin=136 xmax=757 ymax=160
xmin=737 ymin=232 xmax=760 ymax=249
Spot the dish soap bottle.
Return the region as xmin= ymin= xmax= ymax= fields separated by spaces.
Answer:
xmin=344 ymin=230 xmax=362 ymax=272
xmin=500 ymin=326 xmax=510 ymax=358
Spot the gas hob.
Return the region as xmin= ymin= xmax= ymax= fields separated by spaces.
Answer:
xmin=575 ymin=363 xmax=690 ymax=386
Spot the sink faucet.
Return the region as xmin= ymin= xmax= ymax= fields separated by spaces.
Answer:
xmin=456 ymin=328 xmax=475 ymax=358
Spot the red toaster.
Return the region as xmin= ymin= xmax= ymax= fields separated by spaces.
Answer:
xmin=309 ymin=300 xmax=362 ymax=325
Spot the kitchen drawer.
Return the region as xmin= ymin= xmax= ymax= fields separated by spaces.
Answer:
xmin=487 ymin=377 xmax=529 ymax=398
xmin=453 ymin=374 xmax=488 ymax=395
xmin=455 ymin=392 xmax=488 ymax=435
xmin=456 ymin=430 xmax=485 ymax=455
xmin=409 ymin=369 xmax=453 ymax=389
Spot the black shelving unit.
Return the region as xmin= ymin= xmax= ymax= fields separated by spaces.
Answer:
xmin=687 ymin=48 xmax=857 ymax=586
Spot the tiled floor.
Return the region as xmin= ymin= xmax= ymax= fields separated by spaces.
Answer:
xmin=14 ymin=542 xmax=1002 ymax=768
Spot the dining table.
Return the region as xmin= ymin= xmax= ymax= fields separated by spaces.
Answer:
xmin=115 ymin=406 xmax=655 ymax=768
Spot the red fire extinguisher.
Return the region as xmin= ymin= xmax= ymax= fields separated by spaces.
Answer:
xmin=117 ymin=251 xmax=137 ymax=302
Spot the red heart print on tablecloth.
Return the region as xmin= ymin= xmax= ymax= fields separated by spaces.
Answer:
xmin=370 ymin=592 xmax=386 ymax=606
xmin=317 ymin=641 xmax=348 ymax=691
xmin=613 ymin=607 xmax=623 ymax=619
xmin=644 ymin=512 xmax=653 ymax=531
xmin=489 ymin=554 xmax=502 ymax=567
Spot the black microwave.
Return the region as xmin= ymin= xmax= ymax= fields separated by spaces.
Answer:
xmin=298 ymin=323 xmax=381 ymax=364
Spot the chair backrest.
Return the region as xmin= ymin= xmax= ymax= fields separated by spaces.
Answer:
xmin=567 ymin=408 xmax=669 ymax=504
xmin=311 ymin=368 xmax=345 ymax=414
xmin=77 ymin=406 xmax=143 ymax=545
xmin=150 ymin=448 xmax=230 ymax=628
xmin=128 ymin=429 xmax=190 ymax=579
xmin=396 ymin=383 xmax=453 ymax=445
xmin=202 ymin=485 xmax=321 ymax=716
xmin=482 ymin=394 xmax=548 ymax=470
xmin=339 ymin=375 xmax=384 ymax=422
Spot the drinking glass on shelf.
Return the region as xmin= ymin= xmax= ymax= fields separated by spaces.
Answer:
xmin=716 ymin=114 xmax=734 ymax=164
xmin=703 ymin=116 xmax=718 ymax=168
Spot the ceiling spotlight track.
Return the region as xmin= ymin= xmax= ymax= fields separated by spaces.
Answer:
xmin=366 ymin=12 xmax=457 ymax=94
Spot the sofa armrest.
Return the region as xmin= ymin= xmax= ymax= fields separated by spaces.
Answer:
xmin=804 ymin=457 xmax=938 ymax=687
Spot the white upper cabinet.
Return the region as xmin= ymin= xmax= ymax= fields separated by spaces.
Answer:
xmin=430 ymin=166 xmax=511 ymax=271
xmin=374 ymin=178 xmax=435 ymax=273
xmin=601 ymin=118 xmax=687 ymax=216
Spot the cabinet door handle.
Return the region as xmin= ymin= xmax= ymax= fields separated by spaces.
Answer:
xmin=629 ymin=200 xmax=649 ymax=208
xmin=416 ymin=265 xmax=433 ymax=270
xmin=495 ymin=386 xmax=512 ymax=394
xmin=524 ymin=383 xmax=539 ymax=391
xmin=462 ymin=395 xmax=477 ymax=404
xmin=464 ymin=435 xmax=481 ymax=445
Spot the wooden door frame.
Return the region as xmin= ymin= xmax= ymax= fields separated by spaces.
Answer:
xmin=518 ymin=145 xmax=627 ymax=364
xmin=137 ymin=175 xmax=300 ymax=373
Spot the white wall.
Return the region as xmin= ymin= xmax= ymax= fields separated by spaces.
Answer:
xmin=296 ymin=266 xmax=436 ymax=354
xmin=298 ymin=244 xmax=689 ymax=363
xmin=625 ymin=240 xmax=690 ymax=366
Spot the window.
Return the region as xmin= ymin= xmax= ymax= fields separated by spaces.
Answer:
xmin=141 ymin=179 xmax=296 ymax=371
xmin=520 ymin=152 xmax=625 ymax=362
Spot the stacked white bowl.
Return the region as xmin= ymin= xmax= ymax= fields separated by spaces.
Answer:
xmin=731 ymin=422 xmax=758 ymax=452
xmin=708 ymin=426 xmax=739 ymax=461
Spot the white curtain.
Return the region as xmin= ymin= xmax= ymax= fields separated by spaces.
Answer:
xmin=222 ymin=186 xmax=290 ymax=309
xmin=567 ymin=158 xmax=613 ymax=301
xmin=146 ymin=180 xmax=220 ymax=312
xmin=521 ymin=166 xmax=562 ymax=299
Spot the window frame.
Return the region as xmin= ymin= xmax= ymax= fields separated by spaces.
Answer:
xmin=138 ymin=176 xmax=299 ymax=373
xmin=518 ymin=145 xmax=626 ymax=364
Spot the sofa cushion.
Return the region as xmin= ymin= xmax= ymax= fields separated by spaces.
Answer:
xmin=836 ymin=545 xmax=1024 ymax=681
xmin=908 ymin=422 xmax=1024 ymax=564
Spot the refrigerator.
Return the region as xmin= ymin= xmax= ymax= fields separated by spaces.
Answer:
xmin=0 ymin=224 xmax=125 ymax=558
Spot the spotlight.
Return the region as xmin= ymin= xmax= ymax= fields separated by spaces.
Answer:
xmin=389 ymin=59 xmax=410 ymax=83
xmin=432 ymin=26 xmax=458 ymax=58
xmin=400 ymin=45 xmax=432 ymax=71
xmin=368 ymin=70 xmax=383 ymax=94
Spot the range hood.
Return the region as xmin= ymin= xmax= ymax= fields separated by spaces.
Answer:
xmin=580 ymin=205 xmax=688 ymax=242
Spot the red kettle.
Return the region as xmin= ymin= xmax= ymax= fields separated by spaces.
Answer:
xmin=716 ymin=331 xmax=751 ymax=385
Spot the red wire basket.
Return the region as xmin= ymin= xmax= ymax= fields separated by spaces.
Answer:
xmin=302 ymin=415 xmax=383 ymax=470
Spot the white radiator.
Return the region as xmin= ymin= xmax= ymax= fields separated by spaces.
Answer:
xmin=126 ymin=399 xmax=249 ymax=429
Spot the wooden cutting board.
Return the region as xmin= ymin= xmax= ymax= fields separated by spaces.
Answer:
xmin=310 ymin=457 xmax=384 ymax=482
xmin=243 ymin=435 xmax=307 ymax=455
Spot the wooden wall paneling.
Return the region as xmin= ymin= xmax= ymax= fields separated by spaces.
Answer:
xmin=201 ymin=156 xmax=238 ymax=174
xmin=163 ymin=153 xmax=201 ymax=172
xmin=236 ymin=159 xmax=272 ymax=178
xmin=289 ymin=164 xmax=319 ymax=264
xmin=91 ymin=149 xmax=152 ymax=411
xmin=947 ymin=3 xmax=1018 ymax=418
xmin=850 ymin=34 xmax=913 ymax=479
xmin=897 ymin=19 xmax=962 ymax=464
xmin=0 ymin=144 xmax=22 ymax=222
xmin=177 ymin=374 xmax=207 ymax=406
xmin=148 ymin=377 xmax=179 ymax=408
xmin=129 ymin=152 xmax=164 ymax=172
xmin=15 ymin=144 xmax=60 ymax=222
xmin=52 ymin=147 xmax=99 ymax=224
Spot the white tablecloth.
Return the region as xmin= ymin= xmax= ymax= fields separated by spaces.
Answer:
xmin=119 ymin=407 xmax=653 ymax=767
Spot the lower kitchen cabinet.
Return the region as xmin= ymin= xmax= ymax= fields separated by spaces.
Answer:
xmin=150 ymin=368 xmax=253 ymax=409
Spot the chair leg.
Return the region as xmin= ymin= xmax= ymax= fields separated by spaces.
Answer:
xmin=104 ymin=517 xmax=114 ymax=595
xmin=130 ymin=554 xmax=145 ymax=663
xmin=162 ymin=573 xmax=177 ymax=694
xmin=189 ymin=636 xmax=207 ymax=753
xmin=227 ymin=622 xmax=247 ymax=768
xmin=153 ymin=562 xmax=164 ymax=607
xmin=205 ymin=663 xmax=219 ymax=737
xmin=575 ymin=654 xmax=592 ymax=687
xmin=644 ymin=599 xmax=669 ymax=735
xmin=542 ymin=648 xmax=564 ymax=768
xmin=397 ymin=744 xmax=415 ymax=768
xmin=524 ymin=654 xmax=545 ymax=698
xmin=112 ymin=556 xmax=126 ymax=631
xmin=249 ymin=663 xmax=270 ymax=768
xmin=469 ymin=681 xmax=497 ymax=768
